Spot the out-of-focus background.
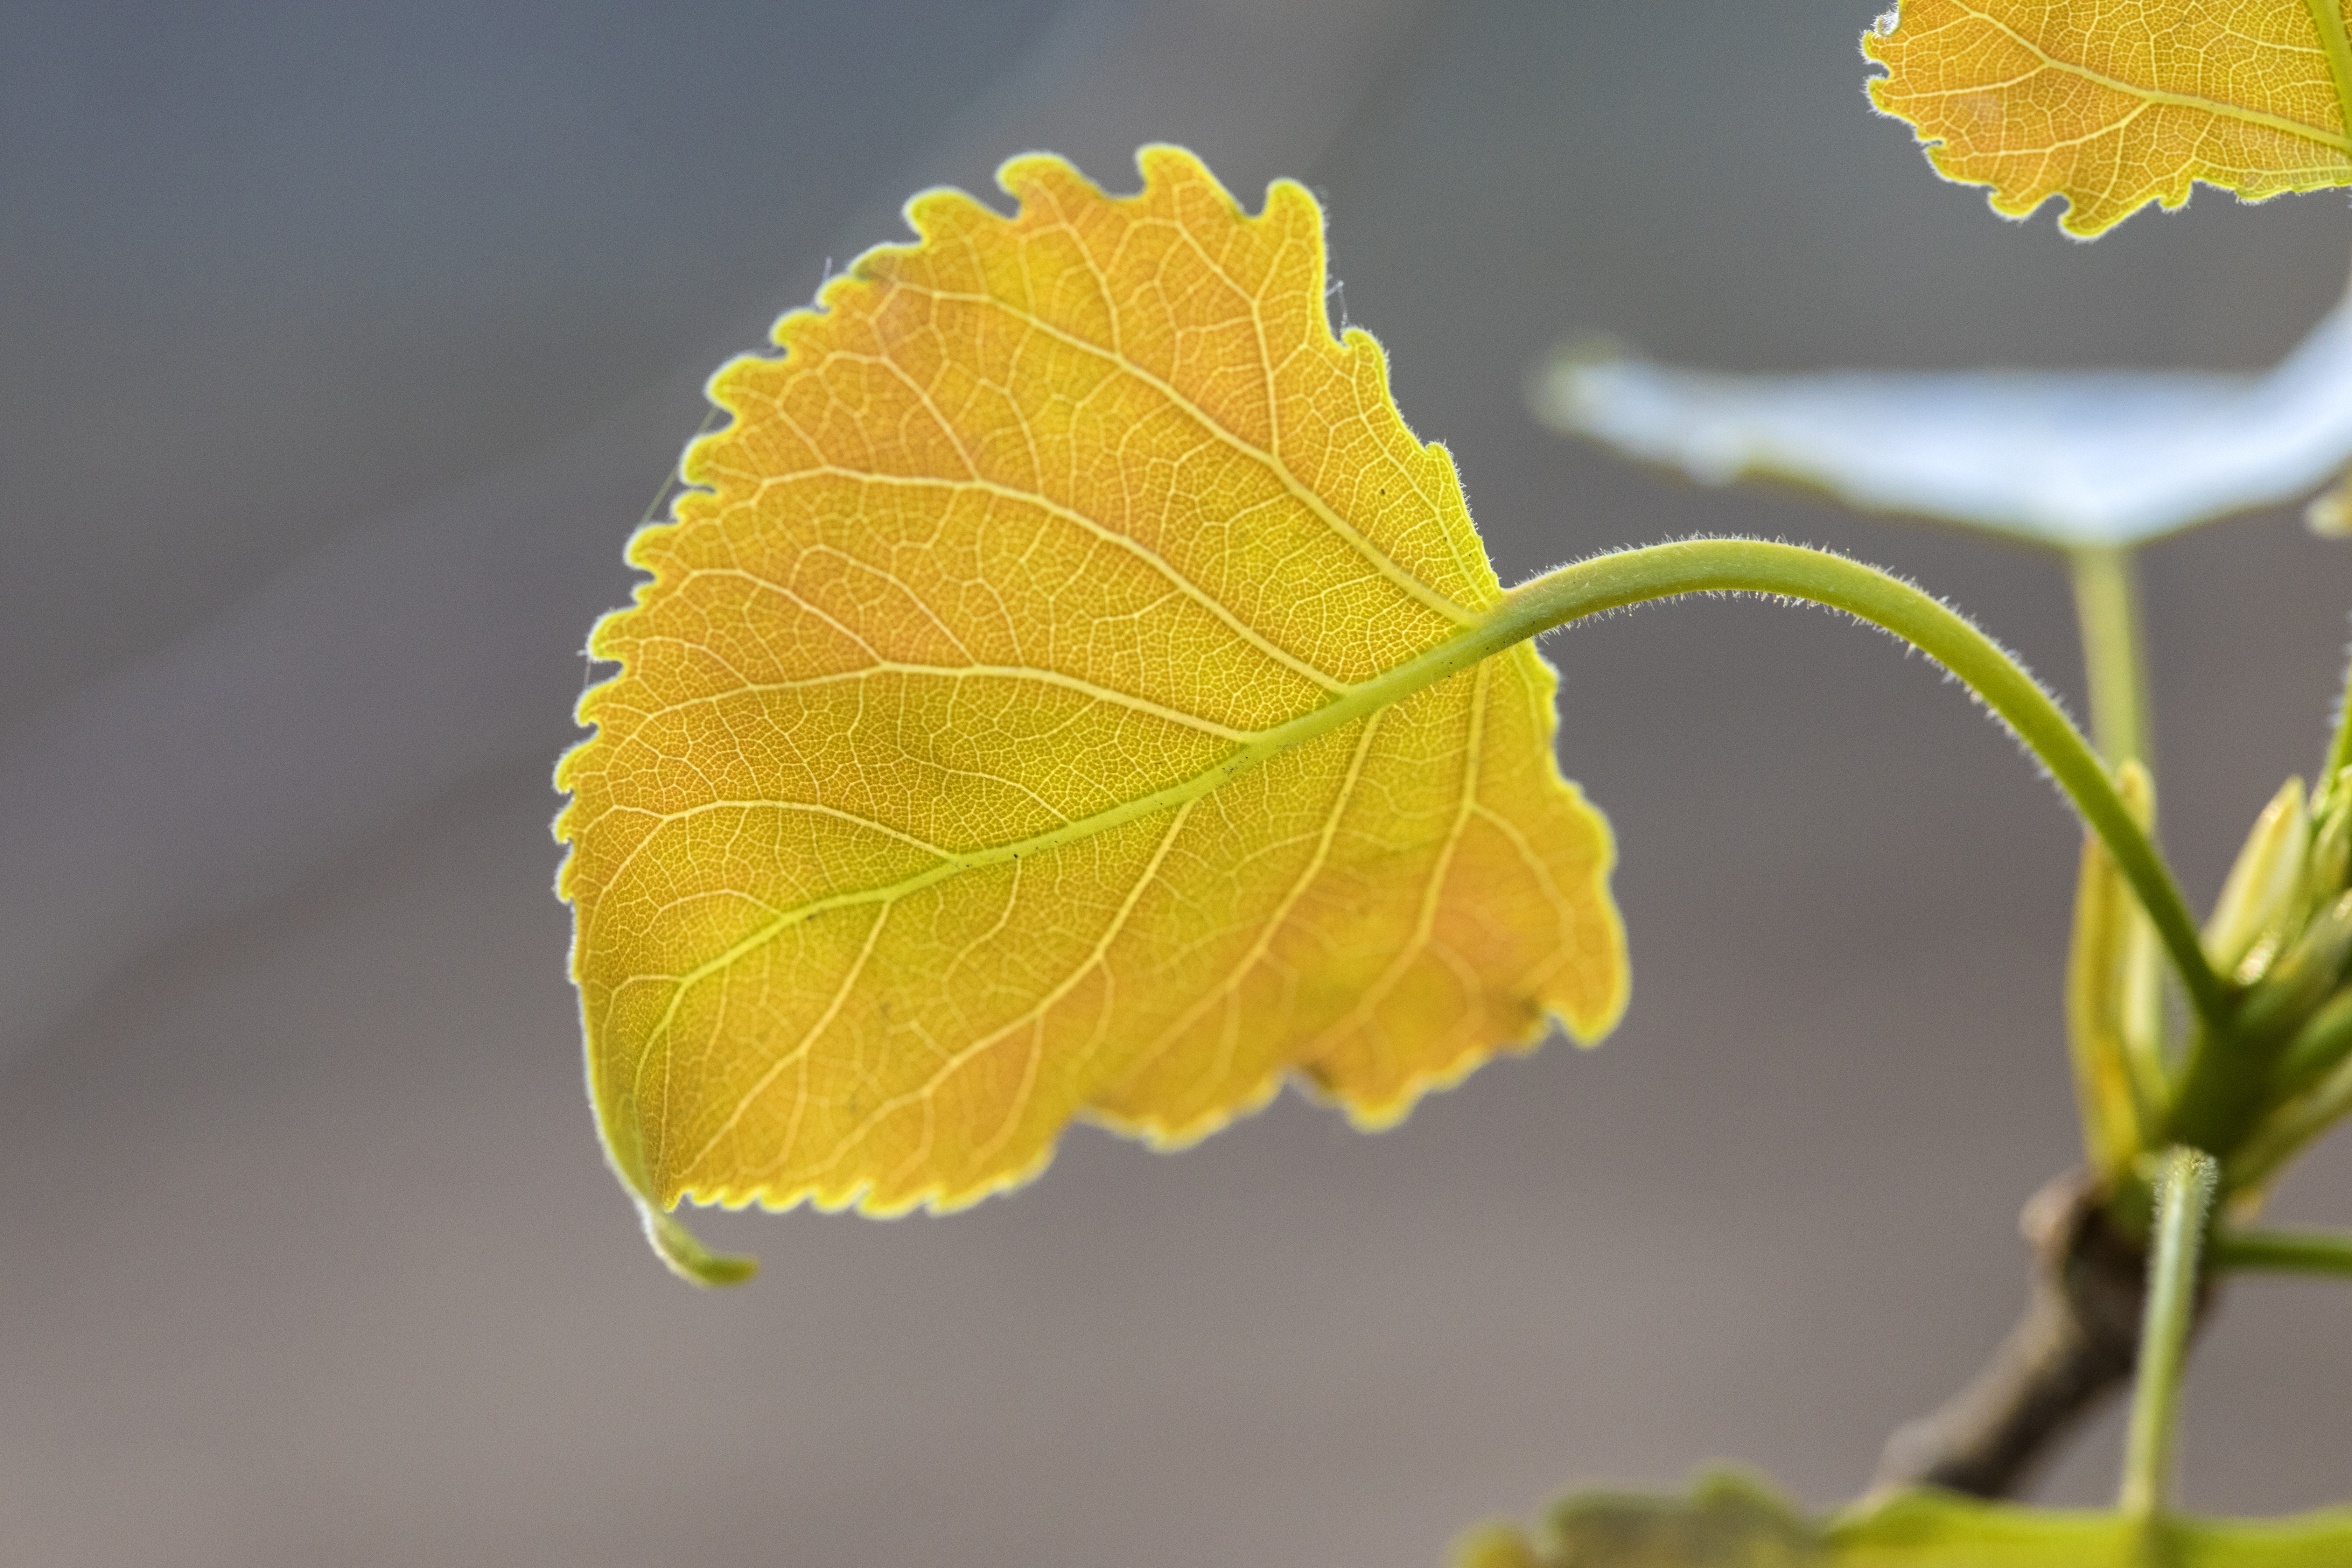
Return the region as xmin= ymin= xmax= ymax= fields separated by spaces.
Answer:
xmin=4 ymin=2 xmax=2350 ymax=1563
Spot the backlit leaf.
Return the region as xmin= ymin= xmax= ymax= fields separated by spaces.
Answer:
xmin=555 ymin=147 xmax=1628 ymax=1281
xmin=1458 ymin=1477 xmax=2352 ymax=1566
xmin=1833 ymin=1488 xmax=2352 ymax=1567
xmin=1865 ymin=0 xmax=2352 ymax=237
xmin=1535 ymin=295 xmax=2352 ymax=548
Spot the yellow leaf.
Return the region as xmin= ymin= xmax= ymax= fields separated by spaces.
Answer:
xmin=1864 ymin=0 xmax=2352 ymax=237
xmin=554 ymin=147 xmax=1628 ymax=1280
xmin=1462 ymin=1476 xmax=2352 ymax=1567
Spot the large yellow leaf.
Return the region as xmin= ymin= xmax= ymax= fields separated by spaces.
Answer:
xmin=555 ymin=146 xmax=1627 ymax=1281
xmin=1865 ymin=0 xmax=2352 ymax=237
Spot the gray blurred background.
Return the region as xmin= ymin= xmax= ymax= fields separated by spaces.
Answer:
xmin=4 ymin=3 xmax=2350 ymax=1563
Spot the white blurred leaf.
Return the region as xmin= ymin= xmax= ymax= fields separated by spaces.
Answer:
xmin=1535 ymin=296 xmax=2352 ymax=548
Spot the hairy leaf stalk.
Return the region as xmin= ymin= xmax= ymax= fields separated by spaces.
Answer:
xmin=1501 ymin=539 xmax=2230 ymax=1030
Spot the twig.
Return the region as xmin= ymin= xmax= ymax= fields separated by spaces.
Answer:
xmin=1872 ymin=1169 xmax=2219 ymax=1498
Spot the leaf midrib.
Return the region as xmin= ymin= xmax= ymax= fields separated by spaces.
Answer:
xmin=2300 ymin=0 xmax=2352 ymax=150
xmin=896 ymin=280 xmax=1484 ymax=628
xmin=604 ymin=599 xmax=1533 ymax=1084
xmin=1956 ymin=1 xmax=2352 ymax=156
xmin=608 ymin=239 xmax=1516 ymax=1084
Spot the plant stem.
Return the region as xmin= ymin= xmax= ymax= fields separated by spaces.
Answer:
xmin=2067 ymin=545 xmax=2151 ymax=767
xmin=2211 ymin=1223 xmax=2352 ymax=1277
xmin=1494 ymin=540 xmax=2231 ymax=1032
xmin=2118 ymin=1148 xmax=2217 ymax=1520
xmin=1874 ymin=1170 xmax=2162 ymax=1499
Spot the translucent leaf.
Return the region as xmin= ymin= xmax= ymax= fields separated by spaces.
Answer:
xmin=1864 ymin=0 xmax=2352 ymax=238
xmin=1836 ymin=1489 xmax=2352 ymax=1567
xmin=1457 ymin=1477 xmax=2352 ymax=1566
xmin=556 ymin=147 xmax=1629 ymax=1281
xmin=1534 ymin=295 xmax=2352 ymax=548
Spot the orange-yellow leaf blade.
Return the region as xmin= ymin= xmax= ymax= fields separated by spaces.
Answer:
xmin=554 ymin=147 xmax=1627 ymax=1273
xmin=1865 ymin=0 xmax=2352 ymax=237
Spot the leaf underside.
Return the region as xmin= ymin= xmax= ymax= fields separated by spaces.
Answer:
xmin=1535 ymin=293 xmax=2352 ymax=548
xmin=555 ymin=147 xmax=1627 ymax=1274
xmin=1867 ymin=0 xmax=2352 ymax=237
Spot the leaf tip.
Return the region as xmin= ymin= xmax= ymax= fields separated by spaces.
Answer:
xmin=640 ymin=1202 xmax=758 ymax=1288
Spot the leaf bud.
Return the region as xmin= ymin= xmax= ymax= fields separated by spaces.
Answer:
xmin=2238 ymin=891 xmax=2352 ymax=1045
xmin=2275 ymin=988 xmax=2352 ymax=1094
xmin=2304 ymin=779 xmax=2352 ymax=915
xmin=2066 ymin=760 xmax=2165 ymax=1180
xmin=2204 ymin=777 xmax=2310 ymax=983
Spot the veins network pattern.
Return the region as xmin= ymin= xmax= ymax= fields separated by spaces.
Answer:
xmin=1868 ymin=0 xmax=2352 ymax=236
xmin=556 ymin=147 xmax=1627 ymax=1226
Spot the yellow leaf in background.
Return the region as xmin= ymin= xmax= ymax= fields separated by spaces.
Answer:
xmin=1459 ymin=1474 xmax=2352 ymax=1567
xmin=555 ymin=147 xmax=1628 ymax=1281
xmin=1865 ymin=0 xmax=2352 ymax=237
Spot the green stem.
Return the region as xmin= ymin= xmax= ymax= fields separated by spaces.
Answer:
xmin=1496 ymin=540 xmax=2232 ymax=1032
xmin=2067 ymin=545 xmax=2151 ymax=768
xmin=2211 ymin=1223 xmax=2352 ymax=1277
xmin=2118 ymin=1147 xmax=2217 ymax=1520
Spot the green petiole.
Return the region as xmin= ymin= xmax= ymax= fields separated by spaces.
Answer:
xmin=2211 ymin=1223 xmax=2352 ymax=1278
xmin=1496 ymin=539 xmax=2231 ymax=1033
xmin=2067 ymin=544 xmax=2151 ymax=768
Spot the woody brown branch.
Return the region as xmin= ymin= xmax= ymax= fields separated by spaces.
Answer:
xmin=1871 ymin=1168 xmax=2217 ymax=1500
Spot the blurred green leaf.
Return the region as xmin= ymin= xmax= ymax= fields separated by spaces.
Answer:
xmin=1534 ymin=299 xmax=2352 ymax=548
xmin=1455 ymin=1477 xmax=2352 ymax=1566
xmin=1453 ymin=1472 xmax=1822 ymax=1567
xmin=1835 ymin=1488 xmax=2352 ymax=1567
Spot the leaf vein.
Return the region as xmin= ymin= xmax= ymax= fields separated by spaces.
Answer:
xmin=890 ymin=279 xmax=1482 ymax=627
xmin=1947 ymin=1 xmax=2352 ymax=154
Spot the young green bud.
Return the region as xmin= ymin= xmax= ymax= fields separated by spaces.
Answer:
xmin=2067 ymin=760 xmax=2165 ymax=1178
xmin=2304 ymin=773 xmax=2352 ymax=912
xmin=2239 ymin=891 xmax=2352 ymax=1045
xmin=2275 ymin=988 xmax=2352 ymax=1094
xmin=2204 ymin=777 xmax=2310 ymax=983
